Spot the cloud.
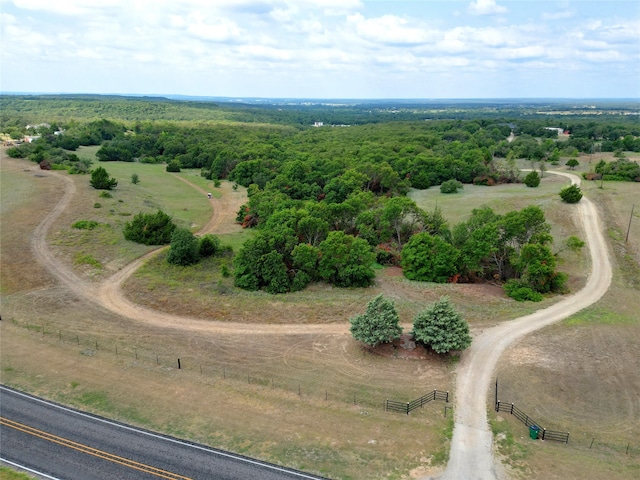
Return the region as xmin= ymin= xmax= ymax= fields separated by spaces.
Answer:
xmin=542 ymin=10 xmax=575 ymax=21
xmin=467 ymin=0 xmax=507 ymax=16
xmin=347 ymin=13 xmax=437 ymax=46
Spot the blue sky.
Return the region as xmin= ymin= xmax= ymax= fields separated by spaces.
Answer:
xmin=1 ymin=0 xmax=639 ymax=98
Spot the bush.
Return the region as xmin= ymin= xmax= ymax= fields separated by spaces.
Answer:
xmin=93 ymin=203 xmax=101 ymax=208
xmin=411 ymin=296 xmax=471 ymax=354
xmin=198 ymin=234 xmax=221 ymax=257
xmin=524 ymin=171 xmax=540 ymax=187
xmin=350 ymin=295 xmax=402 ymax=347
xmin=131 ymin=173 xmax=140 ymax=184
xmin=167 ymin=228 xmax=200 ymax=266
xmin=504 ymin=280 xmax=543 ymax=302
xmin=440 ymin=179 xmax=463 ymax=194
xmin=90 ymin=166 xmax=118 ymax=190
xmin=166 ymin=160 xmax=181 ymax=172
xmin=99 ymin=191 xmax=112 ymax=198
xmin=72 ymin=220 xmax=100 ymax=230
xmin=123 ymin=210 xmax=176 ymax=245
xmin=559 ymin=184 xmax=583 ymax=203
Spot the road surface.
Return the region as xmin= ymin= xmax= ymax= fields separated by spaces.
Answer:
xmin=0 ymin=386 xmax=326 ymax=480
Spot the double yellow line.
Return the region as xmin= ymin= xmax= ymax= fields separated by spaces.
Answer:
xmin=0 ymin=416 xmax=191 ymax=480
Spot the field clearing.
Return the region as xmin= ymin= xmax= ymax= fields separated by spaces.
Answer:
xmin=42 ymin=160 xmax=215 ymax=281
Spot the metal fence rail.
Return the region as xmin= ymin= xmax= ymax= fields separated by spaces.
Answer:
xmin=386 ymin=390 xmax=449 ymax=414
xmin=496 ymin=401 xmax=569 ymax=444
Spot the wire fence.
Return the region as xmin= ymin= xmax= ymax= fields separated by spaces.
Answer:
xmin=11 ymin=318 xmax=447 ymax=414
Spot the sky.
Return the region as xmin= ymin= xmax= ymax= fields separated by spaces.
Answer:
xmin=1 ymin=0 xmax=639 ymax=99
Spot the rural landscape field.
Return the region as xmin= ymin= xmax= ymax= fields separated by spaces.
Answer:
xmin=1 ymin=95 xmax=639 ymax=480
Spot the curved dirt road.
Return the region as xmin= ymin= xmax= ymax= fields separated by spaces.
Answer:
xmin=438 ymin=171 xmax=612 ymax=480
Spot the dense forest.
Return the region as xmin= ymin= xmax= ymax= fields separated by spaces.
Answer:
xmin=2 ymin=94 xmax=639 ymax=299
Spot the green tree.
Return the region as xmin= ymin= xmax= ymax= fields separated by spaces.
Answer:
xmin=90 ymin=166 xmax=118 ymax=190
xmin=167 ymin=228 xmax=200 ymax=266
xmin=559 ymin=184 xmax=583 ymax=203
xmin=440 ymin=179 xmax=463 ymax=194
xmin=198 ymin=234 xmax=221 ymax=257
xmin=318 ymin=231 xmax=376 ymax=287
xmin=412 ymin=296 xmax=471 ymax=354
xmin=350 ymin=295 xmax=402 ymax=347
xmin=131 ymin=173 xmax=140 ymax=184
xmin=166 ymin=159 xmax=181 ymax=172
xmin=524 ymin=170 xmax=540 ymax=187
xmin=400 ymin=233 xmax=459 ymax=283
xmin=566 ymin=158 xmax=579 ymax=170
xmin=123 ymin=210 xmax=176 ymax=245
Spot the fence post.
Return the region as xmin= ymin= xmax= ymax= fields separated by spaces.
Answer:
xmin=510 ymin=403 xmax=514 ymax=415
xmin=446 ymin=391 xmax=449 ymax=403
xmin=496 ymin=400 xmax=500 ymax=412
xmin=542 ymin=428 xmax=546 ymax=440
xmin=177 ymin=358 xmax=181 ymax=369
xmin=406 ymin=402 xmax=410 ymax=415
xmin=565 ymin=433 xmax=569 ymax=445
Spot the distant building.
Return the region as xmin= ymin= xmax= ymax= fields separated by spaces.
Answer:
xmin=313 ymin=121 xmax=324 ymax=127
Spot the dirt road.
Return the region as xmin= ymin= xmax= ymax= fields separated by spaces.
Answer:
xmin=438 ymin=171 xmax=612 ymax=480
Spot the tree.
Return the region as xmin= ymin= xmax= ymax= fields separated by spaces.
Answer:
xmin=318 ymin=231 xmax=376 ymax=287
xmin=524 ymin=170 xmax=540 ymax=187
xmin=90 ymin=166 xmax=118 ymax=190
xmin=198 ymin=234 xmax=221 ymax=257
xmin=440 ymin=179 xmax=463 ymax=194
xmin=412 ymin=296 xmax=471 ymax=354
xmin=131 ymin=173 xmax=140 ymax=184
xmin=350 ymin=295 xmax=402 ymax=347
xmin=166 ymin=159 xmax=181 ymax=172
xmin=123 ymin=210 xmax=176 ymax=245
xmin=167 ymin=228 xmax=200 ymax=266
xmin=566 ymin=158 xmax=579 ymax=170
xmin=559 ymin=184 xmax=583 ymax=203
xmin=400 ymin=232 xmax=459 ymax=283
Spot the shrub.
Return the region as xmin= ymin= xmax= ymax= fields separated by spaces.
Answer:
xmin=90 ymin=166 xmax=118 ymax=190
xmin=559 ymin=184 xmax=583 ymax=203
xmin=131 ymin=173 xmax=140 ymax=184
xmin=72 ymin=220 xmax=100 ymax=230
xmin=123 ymin=210 xmax=176 ymax=245
xmin=99 ymin=191 xmax=112 ymax=198
xmin=412 ymin=296 xmax=471 ymax=354
xmin=166 ymin=160 xmax=181 ymax=172
xmin=166 ymin=228 xmax=200 ymax=266
xmin=524 ymin=171 xmax=540 ymax=188
xmin=93 ymin=203 xmax=101 ymax=208
xmin=198 ymin=234 xmax=221 ymax=257
xmin=504 ymin=280 xmax=543 ymax=302
xmin=350 ymin=295 xmax=402 ymax=347
xmin=440 ymin=179 xmax=463 ymax=194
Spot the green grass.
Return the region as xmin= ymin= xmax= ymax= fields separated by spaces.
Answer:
xmin=409 ymin=171 xmax=568 ymax=225
xmin=0 ymin=467 xmax=37 ymax=480
xmin=564 ymin=306 xmax=637 ymax=326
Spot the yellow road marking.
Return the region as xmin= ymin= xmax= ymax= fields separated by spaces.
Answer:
xmin=0 ymin=417 xmax=192 ymax=480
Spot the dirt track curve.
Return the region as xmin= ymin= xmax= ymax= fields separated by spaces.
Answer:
xmin=437 ymin=171 xmax=612 ymax=480
xmin=29 ymin=168 xmax=611 ymax=478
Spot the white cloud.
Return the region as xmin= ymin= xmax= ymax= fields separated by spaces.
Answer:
xmin=347 ymin=13 xmax=437 ymax=46
xmin=467 ymin=0 xmax=507 ymax=16
xmin=542 ymin=10 xmax=575 ymax=21
xmin=184 ymin=14 xmax=245 ymax=43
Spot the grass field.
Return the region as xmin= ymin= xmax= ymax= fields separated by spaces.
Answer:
xmin=1 ymin=149 xmax=639 ymax=479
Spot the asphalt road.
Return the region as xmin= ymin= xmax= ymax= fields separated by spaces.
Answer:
xmin=0 ymin=386 xmax=326 ymax=480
